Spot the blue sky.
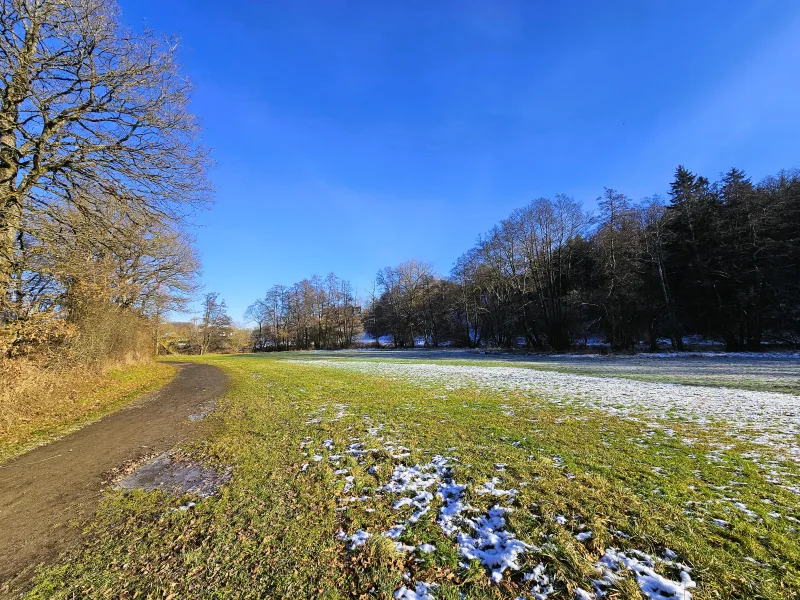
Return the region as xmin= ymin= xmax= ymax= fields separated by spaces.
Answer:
xmin=118 ymin=1 xmax=800 ymax=322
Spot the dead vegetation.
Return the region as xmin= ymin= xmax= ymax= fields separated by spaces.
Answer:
xmin=0 ymin=302 xmax=174 ymax=461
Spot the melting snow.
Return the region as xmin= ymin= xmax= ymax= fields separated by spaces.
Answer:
xmin=394 ymin=582 xmax=437 ymax=600
xmin=525 ymin=562 xmax=555 ymax=599
xmin=476 ymin=477 xmax=517 ymax=500
xmin=337 ymin=454 xmax=531 ymax=583
xmin=456 ymin=505 xmax=531 ymax=583
xmin=338 ymin=529 xmax=370 ymax=549
xmin=297 ymin=360 xmax=800 ymax=460
xmin=595 ymin=548 xmax=695 ymax=600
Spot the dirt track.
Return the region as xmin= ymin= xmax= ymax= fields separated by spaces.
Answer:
xmin=0 ymin=362 xmax=227 ymax=595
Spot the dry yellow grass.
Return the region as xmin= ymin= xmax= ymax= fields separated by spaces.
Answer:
xmin=0 ymin=358 xmax=175 ymax=462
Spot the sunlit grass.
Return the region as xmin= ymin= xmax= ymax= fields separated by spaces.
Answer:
xmin=27 ymin=354 xmax=800 ymax=599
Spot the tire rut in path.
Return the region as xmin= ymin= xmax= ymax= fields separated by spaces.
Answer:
xmin=0 ymin=362 xmax=228 ymax=594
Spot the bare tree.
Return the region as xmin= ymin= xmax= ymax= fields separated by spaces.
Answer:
xmin=199 ymin=292 xmax=230 ymax=355
xmin=244 ymin=299 xmax=268 ymax=351
xmin=639 ymin=196 xmax=683 ymax=351
xmin=0 ymin=0 xmax=210 ymax=320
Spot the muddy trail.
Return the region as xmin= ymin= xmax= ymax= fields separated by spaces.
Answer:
xmin=0 ymin=362 xmax=228 ymax=596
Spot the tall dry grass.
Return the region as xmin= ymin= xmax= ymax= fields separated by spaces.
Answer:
xmin=0 ymin=302 xmax=172 ymax=461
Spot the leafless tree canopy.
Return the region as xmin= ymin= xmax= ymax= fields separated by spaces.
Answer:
xmin=366 ymin=260 xmax=456 ymax=348
xmin=0 ymin=0 xmax=210 ymax=320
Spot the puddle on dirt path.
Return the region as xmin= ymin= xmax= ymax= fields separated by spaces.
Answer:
xmin=188 ymin=398 xmax=217 ymax=422
xmin=116 ymin=452 xmax=230 ymax=497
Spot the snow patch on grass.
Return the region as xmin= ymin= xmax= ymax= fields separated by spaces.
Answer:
xmin=594 ymin=548 xmax=695 ymax=600
xmin=394 ymin=581 xmax=437 ymax=600
xmin=297 ymin=360 xmax=800 ymax=459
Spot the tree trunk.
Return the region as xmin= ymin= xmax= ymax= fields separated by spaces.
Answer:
xmin=0 ymin=197 xmax=21 ymax=319
xmin=648 ymin=321 xmax=659 ymax=352
xmin=0 ymin=119 xmax=22 ymax=319
xmin=655 ymin=260 xmax=683 ymax=351
xmin=0 ymin=16 xmax=39 ymax=320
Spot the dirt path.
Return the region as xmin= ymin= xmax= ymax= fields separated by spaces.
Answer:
xmin=0 ymin=362 xmax=228 ymax=595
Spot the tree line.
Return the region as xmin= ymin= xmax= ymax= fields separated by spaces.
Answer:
xmin=245 ymin=274 xmax=361 ymax=350
xmin=250 ymin=166 xmax=800 ymax=353
xmin=457 ymin=166 xmax=798 ymax=351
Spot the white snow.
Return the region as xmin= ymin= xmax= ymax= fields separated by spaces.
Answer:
xmin=345 ymin=529 xmax=371 ymax=549
xmin=456 ymin=505 xmax=531 ymax=583
xmin=712 ymin=518 xmax=730 ymax=527
xmin=524 ymin=562 xmax=554 ymax=599
xmin=733 ymin=501 xmax=758 ymax=518
xmin=476 ymin=477 xmax=517 ymax=500
xmin=339 ymin=455 xmax=531 ymax=583
xmin=595 ymin=548 xmax=695 ymax=600
xmin=384 ymin=525 xmax=406 ymax=540
xmin=394 ymin=582 xmax=437 ymax=600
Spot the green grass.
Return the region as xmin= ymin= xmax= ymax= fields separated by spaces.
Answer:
xmin=26 ymin=354 xmax=800 ymax=599
xmin=1 ymin=361 xmax=176 ymax=462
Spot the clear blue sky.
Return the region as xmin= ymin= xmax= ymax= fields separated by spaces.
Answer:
xmin=118 ymin=1 xmax=800 ymax=322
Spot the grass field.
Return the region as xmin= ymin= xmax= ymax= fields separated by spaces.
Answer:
xmin=27 ymin=352 xmax=800 ymax=599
